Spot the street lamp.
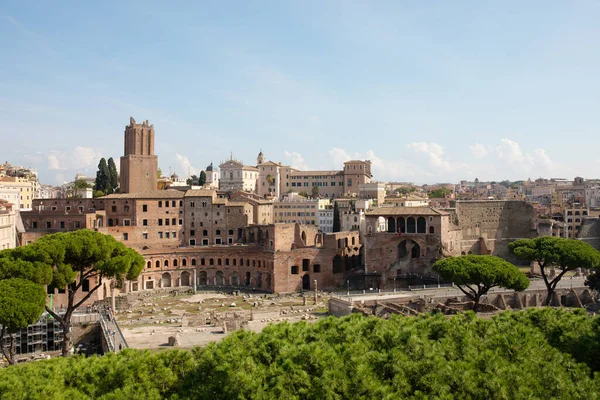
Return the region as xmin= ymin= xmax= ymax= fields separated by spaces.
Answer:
xmin=393 ymin=276 xmax=396 ymax=292
xmin=346 ymin=280 xmax=350 ymax=295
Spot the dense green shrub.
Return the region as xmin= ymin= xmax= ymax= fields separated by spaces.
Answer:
xmin=1 ymin=309 xmax=599 ymax=399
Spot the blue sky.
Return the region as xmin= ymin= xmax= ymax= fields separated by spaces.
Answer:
xmin=1 ymin=1 xmax=599 ymax=185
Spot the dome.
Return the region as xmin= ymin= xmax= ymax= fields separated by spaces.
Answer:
xmin=206 ymin=162 xmax=213 ymax=172
xmin=171 ymin=173 xmax=179 ymax=180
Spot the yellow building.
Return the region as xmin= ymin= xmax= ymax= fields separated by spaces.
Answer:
xmin=0 ymin=176 xmax=39 ymax=210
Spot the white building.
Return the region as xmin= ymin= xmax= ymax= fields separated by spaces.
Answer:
xmin=219 ymin=157 xmax=259 ymax=192
xmin=0 ymin=200 xmax=17 ymax=250
xmin=205 ymin=162 xmax=219 ymax=189
xmin=0 ymin=185 xmax=21 ymax=209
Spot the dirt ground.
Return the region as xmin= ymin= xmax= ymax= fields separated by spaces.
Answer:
xmin=116 ymin=290 xmax=329 ymax=350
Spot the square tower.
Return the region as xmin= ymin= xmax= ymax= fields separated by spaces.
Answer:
xmin=119 ymin=117 xmax=158 ymax=193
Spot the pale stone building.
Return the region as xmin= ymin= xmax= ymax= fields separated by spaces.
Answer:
xmin=0 ymin=176 xmax=38 ymax=210
xmin=205 ymin=162 xmax=219 ymax=189
xmin=219 ymin=157 xmax=259 ymax=192
xmin=0 ymin=199 xmax=17 ymax=249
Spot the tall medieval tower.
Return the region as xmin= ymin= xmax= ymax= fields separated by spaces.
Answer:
xmin=119 ymin=117 xmax=158 ymax=193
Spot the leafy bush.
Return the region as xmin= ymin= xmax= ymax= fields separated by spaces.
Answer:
xmin=1 ymin=309 xmax=599 ymax=399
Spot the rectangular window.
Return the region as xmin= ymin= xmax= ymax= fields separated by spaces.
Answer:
xmin=123 ymin=233 xmax=128 ymax=241
xmin=82 ymin=279 xmax=90 ymax=292
xmin=165 ymin=201 xmax=169 ymax=208
xmin=124 ymin=219 xmax=131 ymax=226
xmin=143 ymin=219 xmax=148 ymax=226
xmin=32 ymin=221 xmax=38 ymax=229
xmin=165 ymin=232 xmax=170 ymax=239
xmin=178 ymin=219 xmax=183 ymax=225
xmin=165 ymin=219 xmax=170 ymax=226
xmin=60 ymin=221 xmax=65 ymax=229
xmin=191 ymin=201 xmax=195 ymax=207
xmin=158 ymin=219 xmax=163 ymax=226
xmin=46 ymin=221 xmax=51 ymax=229
xmin=291 ymin=265 xmax=299 ymax=274
xmin=158 ymin=201 xmax=162 ymax=207
xmin=172 ymin=231 xmax=176 ymax=238
xmin=158 ymin=232 xmax=163 ymax=239
xmin=143 ymin=204 xmax=148 ymax=212
xmin=190 ymin=230 xmax=195 ymax=236
xmin=172 ymin=218 xmax=176 ymax=225
xmin=313 ymin=264 xmax=321 ymax=273
xmin=172 ymin=201 xmax=176 ymax=207
xmin=143 ymin=233 xmax=148 ymax=240
xmin=74 ymin=221 xmax=80 ymax=228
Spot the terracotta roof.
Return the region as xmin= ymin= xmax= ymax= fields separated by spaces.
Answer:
xmin=101 ymin=190 xmax=184 ymax=199
xmin=227 ymin=201 xmax=248 ymax=207
xmin=184 ymin=189 xmax=216 ymax=197
xmin=365 ymin=206 xmax=449 ymax=216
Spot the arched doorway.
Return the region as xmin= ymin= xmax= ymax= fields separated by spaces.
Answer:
xmin=265 ymin=273 xmax=271 ymax=290
xmin=387 ymin=217 xmax=396 ymax=233
xmin=302 ymin=274 xmax=311 ymax=290
xmin=231 ymin=272 xmax=239 ymax=286
xmin=256 ymin=272 xmax=262 ymax=288
xmin=407 ymin=217 xmax=416 ymax=233
xmin=215 ymin=271 xmax=225 ymax=286
xmin=411 ymin=242 xmax=421 ymax=259
xmin=417 ymin=217 xmax=426 ymax=233
xmin=245 ymin=272 xmax=251 ymax=286
xmin=197 ymin=271 xmax=207 ymax=285
xmin=397 ymin=217 xmax=406 ymax=233
xmin=429 ymin=226 xmax=435 ymax=234
xmin=180 ymin=271 xmax=190 ymax=287
xmin=398 ymin=241 xmax=408 ymax=259
xmin=161 ymin=273 xmax=172 ymax=288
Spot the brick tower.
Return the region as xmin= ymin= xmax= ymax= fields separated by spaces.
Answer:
xmin=119 ymin=117 xmax=158 ymax=193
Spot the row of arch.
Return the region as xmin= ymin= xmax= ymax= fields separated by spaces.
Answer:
xmin=146 ymin=257 xmax=273 ymax=269
xmin=387 ymin=217 xmax=433 ymax=234
xmin=157 ymin=270 xmax=271 ymax=289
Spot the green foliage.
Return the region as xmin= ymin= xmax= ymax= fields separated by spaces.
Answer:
xmin=94 ymin=158 xmax=110 ymax=194
xmin=186 ymin=175 xmax=198 ymax=186
xmin=199 ymin=171 xmax=207 ymax=186
xmin=428 ymin=188 xmax=452 ymax=199
xmin=433 ymin=255 xmax=529 ymax=310
xmin=73 ymin=179 xmax=91 ymax=189
xmin=21 ymin=230 xmax=145 ymax=356
xmin=1 ymin=309 xmax=600 ymax=398
xmin=509 ymin=237 xmax=600 ymax=304
xmin=585 ymin=271 xmax=600 ymax=292
xmin=0 ymin=278 xmax=46 ymax=332
xmin=107 ymin=157 xmax=119 ymax=192
xmin=311 ymin=185 xmax=319 ymax=198
xmin=333 ymin=202 xmax=341 ymax=233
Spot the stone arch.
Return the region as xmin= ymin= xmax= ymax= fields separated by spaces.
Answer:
xmin=164 ymin=260 xmax=169 ymax=267
xmin=161 ymin=272 xmax=172 ymax=288
xmin=197 ymin=271 xmax=207 ymax=285
xmin=191 ymin=258 xmax=197 ymax=266
xmin=397 ymin=217 xmax=406 ymax=233
xmin=333 ymin=255 xmax=344 ymax=273
xmin=352 ymin=236 xmax=356 ymax=245
xmin=411 ymin=242 xmax=421 ymax=259
xmin=367 ymin=225 xmax=373 ymax=234
xmin=182 ymin=258 xmax=187 ymax=266
xmin=146 ymin=261 xmax=151 ymax=269
xmin=397 ymin=241 xmax=408 ymax=259
xmin=301 ymin=231 xmax=306 ymax=244
xmin=231 ymin=271 xmax=239 ymax=286
xmin=215 ymin=271 xmax=225 ymax=286
xmin=407 ymin=217 xmax=416 ymax=233
xmin=173 ymin=259 xmax=178 ymax=267
xmin=180 ymin=271 xmax=191 ymax=287
xmin=302 ymin=274 xmax=311 ymax=290
xmin=96 ymin=217 xmax=104 ymax=228
xmin=417 ymin=217 xmax=427 ymax=233
xmin=387 ymin=217 xmax=396 ymax=233
xmin=245 ymin=271 xmax=251 ymax=286
xmin=155 ymin=260 xmax=160 ymax=268
xmin=429 ymin=226 xmax=435 ymax=234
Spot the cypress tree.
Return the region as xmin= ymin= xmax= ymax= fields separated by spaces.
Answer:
xmin=94 ymin=158 xmax=110 ymax=194
xmin=199 ymin=171 xmax=207 ymax=186
xmin=107 ymin=157 xmax=119 ymax=193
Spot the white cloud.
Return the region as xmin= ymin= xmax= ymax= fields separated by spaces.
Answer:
xmin=175 ymin=153 xmax=198 ymax=177
xmin=469 ymin=143 xmax=489 ymax=159
xmin=284 ymin=151 xmax=310 ymax=170
xmin=496 ymin=138 xmax=527 ymax=164
xmin=47 ymin=146 xmax=101 ymax=172
xmin=328 ymin=147 xmax=352 ymax=168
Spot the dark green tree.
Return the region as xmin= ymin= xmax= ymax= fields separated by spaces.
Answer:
xmin=72 ymin=179 xmax=91 ymax=189
xmin=94 ymin=158 xmax=110 ymax=194
xmin=333 ymin=202 xmax=341 ymax=232
xmin=509 ymin=237 xmax=600 ymax=305
xmin=107 ymin=157 xmax=119 ymax=193
xmin=199 ymin=171 xmax=207 ymax=186
xmin=0 ymin=249 xmax=53 ymax=365
xmin=585 ymin=271 xmax=600 ymax=292
xmin=428 ymin=188 xmax=452 ymax=198
xmin=433 ymin=255 xmax=529 ymax=311
xmin=186 ymin=175 xmax=198 ymax=186
xmin=0 ymin=279 xmax=47 ymax=364
xmin=31 ymin=230 xmax=145 ymax=356
xmin=311 ymin=186 xmax=319 ymax=198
